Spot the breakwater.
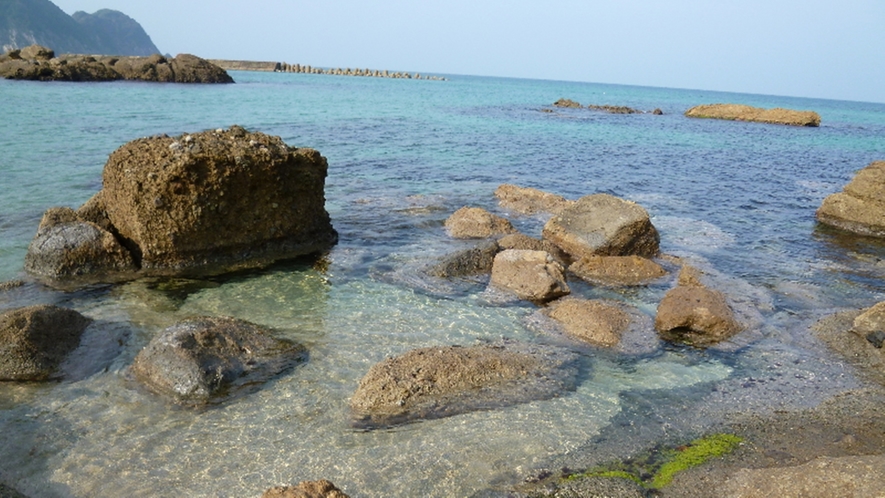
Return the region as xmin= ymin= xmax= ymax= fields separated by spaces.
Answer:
xmin=209 ymin=59 xmax=446 ymax=80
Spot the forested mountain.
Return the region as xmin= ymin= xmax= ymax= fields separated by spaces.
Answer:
xmin=1 ymin=0 xmax=159 ymax=55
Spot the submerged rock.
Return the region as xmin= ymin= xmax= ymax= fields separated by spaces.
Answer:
xmin=542 ymin=193 xmax=660 ymax=260
xmin=424 ymin=240 xmax=499 ymax=278
xmin=444 ymin=206 xmax=516 ymax=239
xmin=350 ymin=341 xmax=580 ymax=429
xmin=25 ymin=126 xmax=337 ymax=285
xmin=262 ymin=480 xmax=350 ymax=498
xmin=0 ymin=45 xmax=233 ymax=83
xmin=684 ymin=103 xmax=821 ymax=127
xmin=816 ymin=161 xmax=885 ymax=237
xmin=490 ymin=249 xmax=570 ymax=303
xmin=544 ymin=298 xmax=630 ymax=347
xmin=569 ymin=254 xmax=667 ymax=287
xmin=654 ymin=266 xmax=741 ymax=346
xmin=131 ymin=316 xmax=306 ymax=405
xmin=0 ymin=305 xmax=92 ymax=381
xmin=494 ymin=184 xmax=573 ymax=215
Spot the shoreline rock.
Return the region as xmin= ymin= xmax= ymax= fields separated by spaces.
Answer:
xmin=0 ymin=305 xmax=92 ymax=381
xmin=685 ymin=103 xmax=821 ymax=127
xmin=489 ymin=249 xmax=570 ymax=303
xmin=654 ymin=266 xmax=741 ymax=346
xmin=816 ymin=160 xmax=885 ymax=237
xmin=0 ymin=44 xmax=233 ymax=83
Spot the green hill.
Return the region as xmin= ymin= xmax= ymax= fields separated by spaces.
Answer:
xmin=0 ymin=0 xmax=160 ymax=56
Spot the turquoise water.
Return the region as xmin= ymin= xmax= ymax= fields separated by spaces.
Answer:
xmin=1 ymin=71 xmax=885 ymax=497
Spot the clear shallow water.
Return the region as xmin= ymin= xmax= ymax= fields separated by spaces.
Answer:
xmin=1 ymin=72 xmax=885 ymax=497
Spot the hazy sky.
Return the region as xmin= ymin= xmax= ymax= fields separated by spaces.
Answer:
xmin=51 ymin=0 xmax=885 ymax=103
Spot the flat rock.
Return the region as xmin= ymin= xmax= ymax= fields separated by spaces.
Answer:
xmin=444 ymin=206 xmax=516 ymax=239
xmin=262 ymin=480 xmax=350 ymax=498
xmin=542 ymin=193 xmax=660 ymax=260
xmin=350 ymin=341 xmax=580 ymax=429
xmin=490 ymin=249 xmax=570 ymax=303
xmin=494 ymin=184 xmax=573 ymax=215
xmin=0 ymin=305 xmax=92 ymax=381
xmin=569 ymin=255 xmax=667 ymax=286
xmin=544 ymin=298 xmax=630 ymax=347
xmin=685 ymin=103 xmax=821 ymax=127
xmin=131 ymin=316 xmax=306 ymax=405
xmin=816 ymin=161 xmax=885 ymax=237
xmin=719 ymin=455 xmax=885 ymax=497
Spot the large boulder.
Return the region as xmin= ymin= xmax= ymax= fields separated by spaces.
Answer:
xmin=816 ymin=161 xmax=885 ymax=237
xmin=544 ymin=298 xmax=630 ymax=347
xmin=262 ymin=480 xmax=350 ymax=498
xmin=25 ymin=126 xmax=338 ymax=284
xmin=494 ymin=184 xmax=573 ymax=215
xmin=349 ymin=341 xmax=580 ymax=428
xmin=489 ymin=249 xmax=570 ymax=303
xmin=24 ymin=207 xmax=136 ymax=282
xmin=685 ymin=103 xmax=821 ymax=127
xmin=654 ymin=266 xmax=741 ymax=346
xmin=444 ymin=207 xmax=516 ymax=239
xmin=542 ymin=193 xmax=660 ymax=260
xmin=131 ymin=316 xmax=306 ymax=405
xmin=0 ymin=45 xmax=233 ymax=83
xmin=569 ymin=255 xmax=667 ymax=286
xmin=0 ymin=305 xmax=92 ymax=381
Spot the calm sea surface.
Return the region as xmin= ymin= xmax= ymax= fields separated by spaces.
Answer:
xmin=1 ymin=71 xmax=885 ymax=497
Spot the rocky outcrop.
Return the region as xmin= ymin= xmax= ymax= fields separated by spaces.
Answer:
xmin=262 ymin=480 xmax=349 ymax=498
xmin=0 ymin=305 xmax=92 ymax=381
xmin=131 ymin=316 xmax=306 ymax=405
xmin=816 ymin=161 xmax=885 ymax=237
xmin=25 ymin=126 xmax=337 ymax=285
xmin=24 ymin=207 xmax=136 ymax=282
xmin=490 ymin=249 xmax=570 ymax=302
xmin=424 ymin=240 xmax=499 ymax=278
xmin=553 ymin=98 xmax=582 ymax=109
xmin=542 ymin=193 xmax=660 ymax=260
xmin=350 ymin=341 xmax=580 ymax=428
xmin=569 ymin=255 xmax=667 ymax=286
xmin=444 ymin=207 xmax=516 ymax=239
xmin=494 ymin=184 xmax=573 ymax=215
xmin=0 ymin=45 xmax=233 ymax=83
xmin=684 ymin=103 xmax=821 ymax=127
xmin=552 ymin=99 xmax=655 ymax=114
xmin=544 ymin=298 xmax=630 ymax=347
xmin=654 ymin=266 xmax=741 ymax=346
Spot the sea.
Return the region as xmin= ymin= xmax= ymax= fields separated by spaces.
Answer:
xmin=1 ymin=70 xmax=885 ymax=497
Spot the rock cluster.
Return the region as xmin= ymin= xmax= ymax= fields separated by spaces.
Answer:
xmin=0 ymin=305 xmax=92 ymax=381
xmin=276 ymin=63 xmax=446 ymax=80
xmin=131 ymin=316 xmax=306 ymax=405
xmin=816 ymin=161 xmax=885 ymax=237
xmin=25 ymin=126 xmax=337 ymax=285
xmin=685 ymin=103 xmax=821 ymax=127
xmin=552 ymin=98 xmax=661 ymax=115
xmin=0 ymin=45 xmax=233 ymax=83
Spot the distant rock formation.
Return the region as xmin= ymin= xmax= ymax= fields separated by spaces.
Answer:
xmin=25 ymin=126 xmax=337 ymax=286
xmin=816 ymin=160 xmax=885 ymax=237
xmin=0 ymin=45 xmax=233 ymax=83
xmin=1 ymin=0 xmax=160 ymax=56
xmin=684 ymin=103 xmax=821 ymax=127
xmin=552 ymin=98 xmax=659 ymax=115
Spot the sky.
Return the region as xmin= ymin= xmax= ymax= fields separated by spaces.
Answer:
xmin=51 ymin=0 xmax=885 ymax=103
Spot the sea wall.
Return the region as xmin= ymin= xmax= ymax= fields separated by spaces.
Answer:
xmin=209 ymin=59 xmax=280 ymax=72
xmin=213 ymin=58 xmax=446 ymax=80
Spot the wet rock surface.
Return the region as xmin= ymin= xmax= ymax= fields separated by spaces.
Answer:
xmin=445 ymin=206 xmax=517 ymax=239
xmin=25 ymin=126 xmax=337 ymax=285
xmin=490 ymin=249 xmax=570 ymax=303
xmin=350 ymin=341 xmax=581 ymax=429
xmin=684 ymin=103 xmax=821 ymax=127
xmin=544 ymin=298 xmax=630 ymax=347
xmin=0 ymin=45 xmax=233 ymax=83
xmin=0 ymin=305 xmax=92 ymax=381
xmin=654 ymin=266 xmax=741 ymax=346
xmin=816 ymin=160 xmax=885 ymax=237
xmin=569 ymin=255 xmax=667 ymax=287
xmin=262 ymin=480 xmax=350 ymax=498
xmin=424 ymin=240 xmax=499 ymax=278
xmin=542 ymin=194 xmax=660 ymax=260
xmin=131 ymin=316 xmax=306 ymax=405
xmin=494 ymin=184 xmax=573 ymax=215
xmin=498 ymin=233 xmax=571 ymax=267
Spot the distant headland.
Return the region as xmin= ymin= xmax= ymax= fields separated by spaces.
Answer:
xmin=209 ymin=59 xmax=447 ymax=81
